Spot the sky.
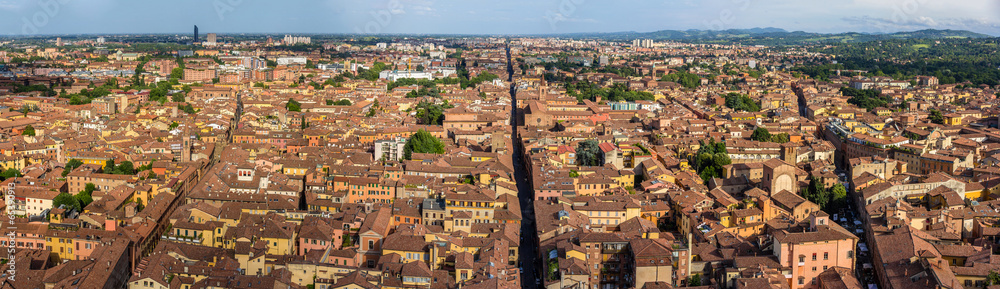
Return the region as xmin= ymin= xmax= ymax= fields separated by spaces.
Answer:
xmin=1 ymin=0 xmax=998 ymax=36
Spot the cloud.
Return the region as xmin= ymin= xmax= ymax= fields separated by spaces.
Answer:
xmin=842 ymin=15 xmax=1000 ymax=34
xmin=0 ymin=0 xmax=19 ymax=11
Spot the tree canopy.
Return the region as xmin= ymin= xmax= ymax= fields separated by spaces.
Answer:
xmin=21 ymin=125 xmax=35 ymax=136
xmin=724 ymin=93 xmax=760 ymax=112
xmin=576 ymin=140 xmax=603 ymax=167
xmin=660 ymin=72 xmax=702 ymax=89
xmin=414 ymin=101 xmax=453 ymax=125
xmin=842 ymin=87 xmax=890 ymax=111
xmin=0 ymin=168 xmax=21 ymax=180
xmin=286 ymin=98 xmax=302 ymax=112
xmin=750 ymin=127 xmax=790 ymax=143
xmin=403 ymin=130 xmax=445 ymax=160
xmin=750 ymin=128 xmax=771 ymax=142
xmin=328 ymin=99 xmax=352 ymax=106
xmin=565 ymin=82 xmax=656 ymax=103
xmin=690 ymin=138 xmax=731 ymax=183
xmin=929 ymin=109 xmax=945 ymax=124
xmin=63 ymin=159 xmax=83 ymax=177
xmin=53 ymin=192 xmax=81 ymax=211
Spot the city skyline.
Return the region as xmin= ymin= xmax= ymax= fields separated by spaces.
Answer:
xmin=1 ymin=0 xmax=999 ymax=36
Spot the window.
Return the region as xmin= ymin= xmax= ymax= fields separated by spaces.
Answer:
xmin=368 ymin=240 xmax=375 ymax=250
xmin=812 ymin=253 xmax=817 ymax=261
xmin=798 ymin=277 xmax=805 ymax=285
xmin=823 ymin=252 xmax=828 ymax=260
xmin=823 ymin=266 xmax=828 ymax=270
xmin=847 ymin=250 xmax=854 ymax=259
xmin=812 ymin=267 xmax=816 ymax=272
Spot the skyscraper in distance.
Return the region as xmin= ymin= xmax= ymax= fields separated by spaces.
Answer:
xmin=194 ymin=25 xmax=199 ymax=43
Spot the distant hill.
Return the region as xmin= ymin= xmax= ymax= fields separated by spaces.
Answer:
xmin=550 ymin=28 xmax=995 ymax=45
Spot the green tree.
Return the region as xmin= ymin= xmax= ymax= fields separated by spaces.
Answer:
xmin=114 ymin=161 xmax=135 ymax=175
xmin=75 ymin=183 xmax=96 ymax=207
xmin=366 ymin=99 xmax=380 ymax=117
xmin=576 ymin=140 xmax=603 ymax=167
xmin=929 ymin=109 xmax=945 ymax=124
xmin=988 ymin=270 xmax=1000 ymax=285
xmin=62 ymin=159 xmax=83 ymax=177
xmin=170 ymin=67 xmax=184 ymax=80
xmin=286 ymin=98 xmax=302 ymax=112
xmin=53 ymin=193 xmax=81 ymax=211
xmin=805 ymin=176 xmax=833 ymax=210
xmin=179 ymin=103 xmax=196 ymax=114
xmin=21 ymin=125 xmax=35 ymax=136
xmin=831 ymin=184 xmax=848 ymax=212
xmin=403 ymin=130 xmax=445 ymax=160
xmin=771 ymin=133 xmax=790 ymax=144
xmin=660 ymin=72 xmax=702 ymax=89
xmin=724 ymin=93 xmax=761 ymax=112
xmin=751 ymin=128 xmax=771 ymax=142
xmin=842 ymin=87 xmax=890 ymax=111
xmin=0 ymin=168 xmax=20 ymax=180
xmin=171 ymin=93 xmax=186 ymax=103
xmin=413 ymin=100 xmax=452 ymax=125
xmin=688 ymin=274 xmax=702 ymax=286
xmin=690 ymin=138 xmax=730 ymax=183
xmin=84 ymin=183 xmax=96 ymax=195
xmin=329 ymin=99 xmax=352 ymax=106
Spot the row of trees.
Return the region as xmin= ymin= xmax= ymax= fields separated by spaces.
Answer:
xmin=660 ymin=72 xmax=702 ymax=89
xmin=750 ymin=128 xmax=790 ymax=144
xmin=386 ymin=77 xmax=459 ymax=91
xmin=565 ymin=82 xmax=656 ymax=103
xmin=327 ymin=99 xmax=352 ymax=106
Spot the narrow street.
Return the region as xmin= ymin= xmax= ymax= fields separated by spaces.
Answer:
xmin=797 ymin=88 xmax=876 ymax=287
xmin=507 ymin=43 xmax=541 ymax=289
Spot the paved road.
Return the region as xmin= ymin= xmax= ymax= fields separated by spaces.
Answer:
xmin=507 ymin=43 xmax=541 ymax=289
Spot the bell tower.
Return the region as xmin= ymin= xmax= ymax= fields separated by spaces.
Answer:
xmin=181 ymin=131 xmax=194 ymax=162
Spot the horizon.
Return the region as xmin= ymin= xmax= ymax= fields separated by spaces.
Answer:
xmin=2 ymin=0 xmax=999 ymax=36
xmin=3 ymin=28 xmax=998 ymax=38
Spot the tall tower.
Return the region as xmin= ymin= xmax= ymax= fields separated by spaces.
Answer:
xmin=193 ymin=25 xmax=199 ymax=43
xmin=781 ymin=143 xmax=798 ymax=165
xmin=182 ymin=133 xmax=193 ymax=162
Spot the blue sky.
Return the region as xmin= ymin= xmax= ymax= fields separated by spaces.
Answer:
xmin=1 ymin=0 xmax=998 ymax=36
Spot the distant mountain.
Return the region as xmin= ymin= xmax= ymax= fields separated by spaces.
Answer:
xmin=550 ymin=28 xmax=995 ymax=45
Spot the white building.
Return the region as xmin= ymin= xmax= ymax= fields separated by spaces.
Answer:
xmin=205 ymin=33 xmax=218 ymax=46
xmin=276 ymin=57 xmax=308 ymax=66
xmin=379 ymin=70 xmax=434 ymax=82
xmin=375 ymin=138 xmax=407 ymax=161
xmin=283 ymin=35 xmax=311 ymax=45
